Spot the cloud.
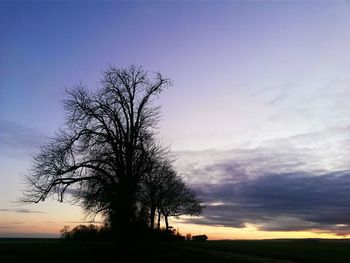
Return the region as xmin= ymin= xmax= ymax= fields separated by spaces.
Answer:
xmin=8 ymin=221 xmax=24 ymax=225
xmin=266 ymin=78 xmax=350 ymax=130
xmin=267 ymin=91 xmax=289 ymax=105
xmin=183 ymin=170 xmax=350 ymax=236
xmin=177 ymin=124 xmax=350 ymax=183
xmin=0 ymin=120 xmax=45 ymax=158
xmin=175 ymin=126 xmax=350 ymax=236
xmin=0 ymin=208 xmax=44 ymax=214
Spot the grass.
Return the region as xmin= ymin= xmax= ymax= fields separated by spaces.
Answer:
xmin=184 ymin=239 xmax=350 ymax=262
xmin=1 ymin=238 xmax=350 ymax=262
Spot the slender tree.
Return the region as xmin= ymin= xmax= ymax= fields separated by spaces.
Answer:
xmin=159 ymin=175 xmax=202 ymax=230
xmin=140 ymin=160 xmax=202 ymax=231
xmin=139 ymin=158 xmax=171 ymax=230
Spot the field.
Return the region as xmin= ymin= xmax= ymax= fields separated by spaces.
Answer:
xmin=1 ymin=238 xmax=350 ymax=262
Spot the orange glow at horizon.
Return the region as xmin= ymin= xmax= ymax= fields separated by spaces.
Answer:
xmin=1 ymin=201 xmax=349 ymax=239
xmin=171 ymin=222 xmax=350 ymax=240
xmin=2 ymin=218 xmax=349 ymax=240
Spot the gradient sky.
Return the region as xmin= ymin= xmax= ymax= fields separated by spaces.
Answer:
xmin=1 ymin=1 xmax=350 ymax=239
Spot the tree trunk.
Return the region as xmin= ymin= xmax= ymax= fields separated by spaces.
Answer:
xmin=150 ymin=203 xmax=155 ymax=229
xmin=157 ymin=209 xmax=161 ymax=230
xmin=165 ymin=214 xmax=169 ymax=231
xmin=112 ymin=178 xmax=136 ymax=241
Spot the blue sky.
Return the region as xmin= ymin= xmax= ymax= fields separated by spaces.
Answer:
xmin=1 ymin=1 xmax=350 ymax=238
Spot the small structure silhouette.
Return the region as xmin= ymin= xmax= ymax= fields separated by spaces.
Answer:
xmin=192 ymin=235 xmax=208 ymax=241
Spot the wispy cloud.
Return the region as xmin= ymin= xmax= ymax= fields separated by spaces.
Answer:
xmin=64 ymin=220 xmax=104 ymax=224
xmin=0 ymin=208 xmax=44 ymax=214
xmin=177 ymin=125 xmax=350 ymax=184
xmin=0 ymin=120 xmax=45 ymax=158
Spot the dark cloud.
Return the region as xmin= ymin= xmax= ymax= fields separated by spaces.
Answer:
xmin=0 ymin=120 xmax=45 ymax=158
xmin=184 ymin=168 xmax=350 ymax=236
xmin=177 ymin=125 xmax=350 ymax=236
xmin=0 ymin=208 xmax=44 ymax=213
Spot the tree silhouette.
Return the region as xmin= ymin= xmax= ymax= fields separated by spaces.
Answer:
xmin=139 ymin=155 xmax=168 ymax=230
xmin=22 ymin=65 xmax=174 ymax=239
xmin=159 ymin=174 xmax=201 ymax=230
xmin=140 ymin=160 xmax=201 ymax=230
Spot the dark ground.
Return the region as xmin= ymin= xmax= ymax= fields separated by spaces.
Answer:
xmin=1 ymin=238 xmax=350 ymax=263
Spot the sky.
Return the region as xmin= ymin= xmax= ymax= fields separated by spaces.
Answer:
xmin=1 ymin=1 xmax=350 ymax=239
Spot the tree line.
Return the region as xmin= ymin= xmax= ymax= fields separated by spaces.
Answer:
xmin=60 ymin=224 xmax=207 ymax=242
xmin=21 ymin=65 xmax=201 ymax=240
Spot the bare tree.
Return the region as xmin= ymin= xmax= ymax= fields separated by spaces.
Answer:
xmin=140 ymin=160 xmax=202 ymax=231
xmin=139 ymin=158 xmax=172 ymax=230
xmin=21 ymin=65 xmax=171 ymax=238
xmin=159 ymin=175 xmax=202 ymax=230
